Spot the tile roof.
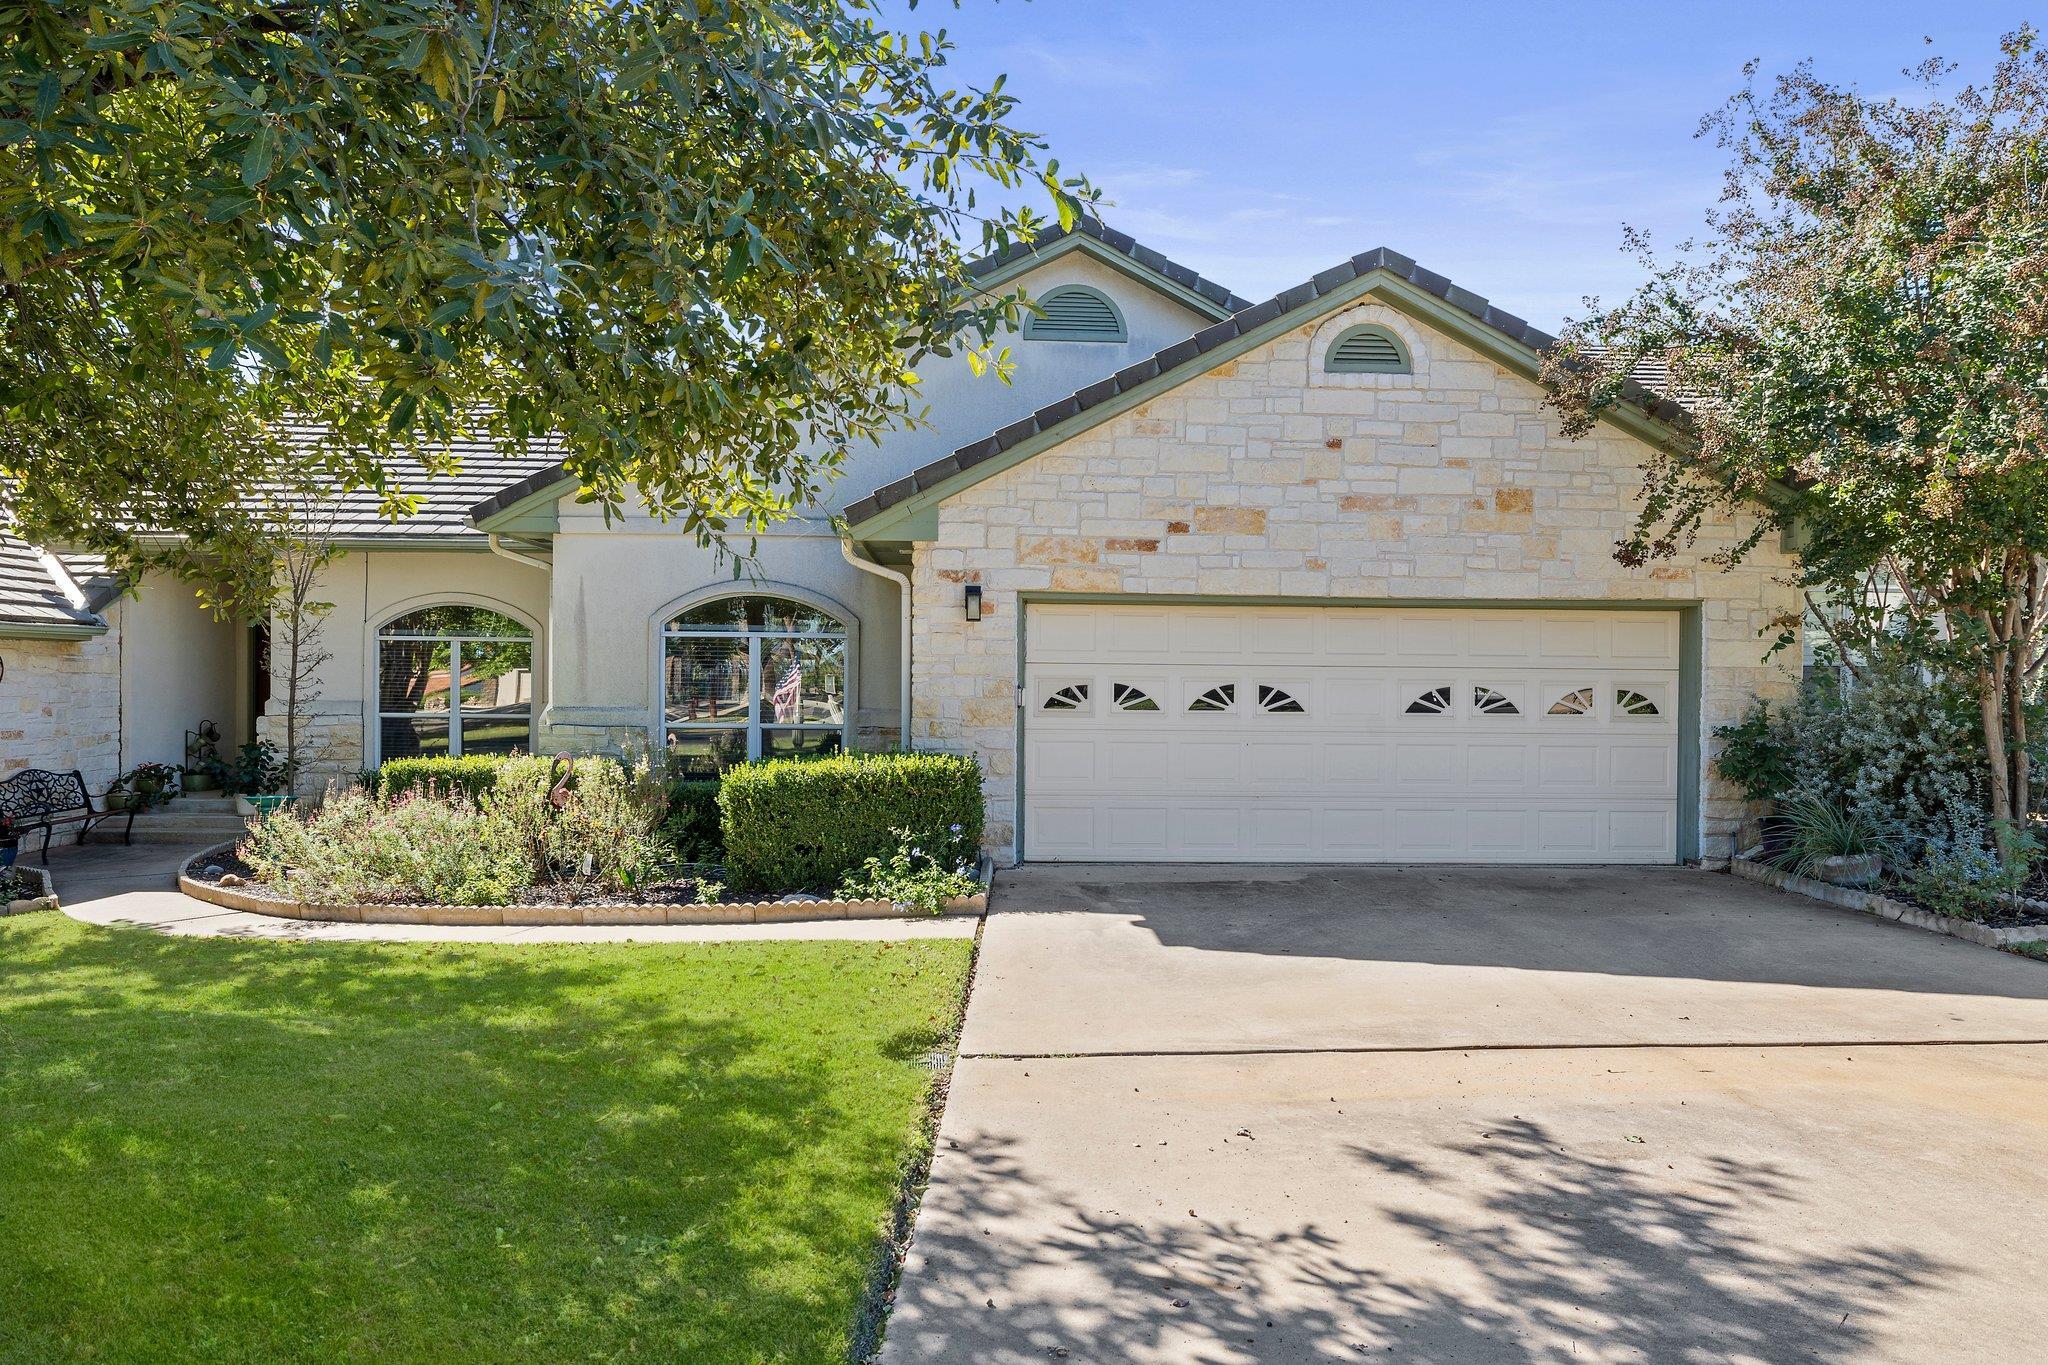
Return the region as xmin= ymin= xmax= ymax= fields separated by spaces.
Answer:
xmin=273 ymin=423 xmax=564 ymax=539
xmin=843 ymin=247 xmax=1695 ymax=526
xmin=0 ymin=529 xmax=103 ymax=630
xmin=967 ymin=216 xmax=1256 ymax=314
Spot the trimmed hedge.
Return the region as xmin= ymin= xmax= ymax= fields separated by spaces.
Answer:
xmin=718 ymin=753 xmax=983 ymax=892
xmin=660 ymin=780 xmax=724 ymax=864
xmin=377 ymin=755 xmax=513 ymax=801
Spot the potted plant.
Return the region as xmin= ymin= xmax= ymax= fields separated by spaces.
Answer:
xmin=105 ymin=762 xmax=181 ymax=812
xmin=181 ymin=721 xmax=225 ymax=794
xmin=1772 ymin=793 xmax=1890 ymax=886
xmin=225 ymin=741 xmax=293 ymax=817
xmin=1712 ymin=701 xmax=1797 ymax=860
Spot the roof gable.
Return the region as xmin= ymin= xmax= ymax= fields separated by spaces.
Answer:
xmin=469 ymin=220 xmax=1253 ymax=533
xmin=843 ymin=248 xmax=1694 ymax=539
xmin=965 ymin=217 xmax=1253 ymax=319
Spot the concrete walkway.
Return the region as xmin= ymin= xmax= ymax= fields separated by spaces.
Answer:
xmin=39 ymin=842 xmax=977 ymax=944
xmin=881 ymin=864 xmax=2048 ymax=1364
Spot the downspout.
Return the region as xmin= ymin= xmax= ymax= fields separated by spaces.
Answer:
xmin=840 ymin=536 xmax=912 ymax=751
xmin=486 ymin=533 xmax=553 ymax=576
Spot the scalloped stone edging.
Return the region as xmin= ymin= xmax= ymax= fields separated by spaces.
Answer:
xmin=1732 ymin=856 xmax=2047 ymax=949
xmin=3 ymin=862 xmax=57 ymax=915
xmin=178 ymin=844 xmax=989 ymax=927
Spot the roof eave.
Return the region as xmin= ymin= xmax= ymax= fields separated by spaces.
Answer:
xmin=967 ymin=232 xmax=1242 ymax=323
xmin=0 ymin=617 xmax=108 ymax=640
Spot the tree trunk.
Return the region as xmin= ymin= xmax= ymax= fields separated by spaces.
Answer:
xmin=1979 ymin=649 xmax=2013 ymax=828
xmin=284 ymin=610 xmax=300 ymax=792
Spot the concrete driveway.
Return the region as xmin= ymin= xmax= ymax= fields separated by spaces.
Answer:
xmin=880 ymin=865 xmax=2048 ymax=1364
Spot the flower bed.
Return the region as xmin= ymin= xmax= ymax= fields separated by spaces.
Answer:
xmin=1733 ymin=855 xmax=2047 ymax=949
xmin=180 ymin=845 xmax=989 ymax=926
xmin=2 ymin=864 xmax=55 ymax=914
xmin=176 ymin=750 xmax=992 ymax=927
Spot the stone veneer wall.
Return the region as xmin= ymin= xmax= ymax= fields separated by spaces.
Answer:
xmin=0 ymin=612 xmax=122 ymax=789
xmin=908 ymin=301 xmax=1802 ymax=862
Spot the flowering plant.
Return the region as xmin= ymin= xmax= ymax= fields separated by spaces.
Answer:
xmin=836 ymin=827 xmax=980 ymax=915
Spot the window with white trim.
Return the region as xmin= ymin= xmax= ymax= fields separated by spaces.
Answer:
xmin=377 ymin=605 xmax=533 ymax=761
xmin=661 ymin=594 xmax=847 ymax=777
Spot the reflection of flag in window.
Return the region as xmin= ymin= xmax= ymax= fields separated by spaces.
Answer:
xmin=771 ymin=658 xmax=802 ymax=721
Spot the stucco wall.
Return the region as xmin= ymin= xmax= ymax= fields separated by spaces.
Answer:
xmin=908 ymin=299 xmax=1802 ymax=862
xmin=848 ymin=251 xmax=1218 ymax=505
xmin=259 ymin=547 xmax=551 ymax=788
xmin=0 ymin=624 xmax=121 ymax=789
xmin=118 ymin=572 xmax=243 ymax=769
xmin=545 ymin=515 xmax=903 ymax=754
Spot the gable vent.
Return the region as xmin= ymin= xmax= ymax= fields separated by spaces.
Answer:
xmin=1326 ymin=325 xmax=1410 ymax=374
xmin=1025 ymin=286 xmax=1126 ymax=343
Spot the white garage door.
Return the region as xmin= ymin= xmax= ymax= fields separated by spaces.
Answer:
xmin=1022 ymin=603 xmax=1681 ymax=864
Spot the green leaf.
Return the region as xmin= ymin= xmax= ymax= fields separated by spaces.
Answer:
xmin=240 ymin=133 xmax=274 ymax=188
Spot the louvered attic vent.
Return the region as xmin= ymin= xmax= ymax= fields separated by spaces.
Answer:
xmin=1325 ymin=324 xmax=1410 ymax=373
xmin=1024 ymin=286 xmax=1126 ymax=342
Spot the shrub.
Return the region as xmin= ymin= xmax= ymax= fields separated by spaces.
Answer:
xmin=489 ymin=755 xmax=670 ymax=893
xmin=1780 ymin=654 xmax=1984 ymax=842
xmin=378 ymin=755 xmax=512 ymax=801
xmin=719 ymin=752 xmax=983 ymax=892
xmin=1712 ymin=701 xmax=1795 ymax=802
xmin=660 ymin=779 xmax=724 ymax=864
xmin=1903 ymin=802 xmax=2041 ymax=923
xmin=241 ymin=788 xmax=533 ymax=906
xmin=244 ymin=755 xmax=672 ymax=903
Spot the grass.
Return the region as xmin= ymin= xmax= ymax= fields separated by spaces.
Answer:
xmin=2008 ymin=940 xmax=2048 ymax=961
xmin=0 ymin=913 xmax=972 ymax=1362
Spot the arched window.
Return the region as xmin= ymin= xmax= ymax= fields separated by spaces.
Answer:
xmin=661 ymin=594 xmax=847 ymax=776
xmin=1023 ymin=285 xmax=1127 ymax=342
xmin=377 ymin=605 xmax=534 ymax=761
xmin=1325 ymin=324 xmax=1411 ymax=374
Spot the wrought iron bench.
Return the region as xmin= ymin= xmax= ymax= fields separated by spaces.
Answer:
xmin=0 ymin=768 xmax=136 ymax=863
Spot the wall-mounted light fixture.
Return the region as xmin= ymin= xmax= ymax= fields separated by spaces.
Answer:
xmin=963 ymin=584 xmax=983 ymax=621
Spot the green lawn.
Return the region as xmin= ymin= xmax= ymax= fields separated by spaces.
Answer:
xmin=0 ymin=914 xmax=972 ymax=1362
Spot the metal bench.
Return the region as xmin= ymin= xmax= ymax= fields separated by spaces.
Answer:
xmin=0 ymin=768 xmax=137 ymax=863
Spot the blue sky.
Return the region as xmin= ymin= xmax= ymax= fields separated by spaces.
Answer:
xmin=919 ymin=1 xmax=2033 ymax=328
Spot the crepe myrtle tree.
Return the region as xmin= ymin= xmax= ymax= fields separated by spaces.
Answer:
xmin=211 ymin=482 xmax=341 ymax=791
xmin=0 ymin=0 xmax=1091 ymax=615
xmin=1541 ymin=30 xmax=2048 ymax=837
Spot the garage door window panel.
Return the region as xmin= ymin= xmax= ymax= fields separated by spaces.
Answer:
xmin=1111 ymin=683 xmax=1161 ymax=713
xmin=1187 ymin=682 xmax=1237 ymax=713
xmin=1546 ymin=687 xmax=1596 ymax=717
xmin=1405 ymin=685 xmax=1454 ymax=716
xmin=1472 ymin=685 xmax=1522 ymax=716
xmin=1613 ymin=685 xmax=1668 ymax=719
xmin=1038 ymin=681 xmax=1093 ymax=714
xmin=1257 ymin=684 xmax=1308 ymax=715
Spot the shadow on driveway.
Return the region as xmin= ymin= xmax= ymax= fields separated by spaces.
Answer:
xmin=963 ymin=864 xmax=2048 ymax=1055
